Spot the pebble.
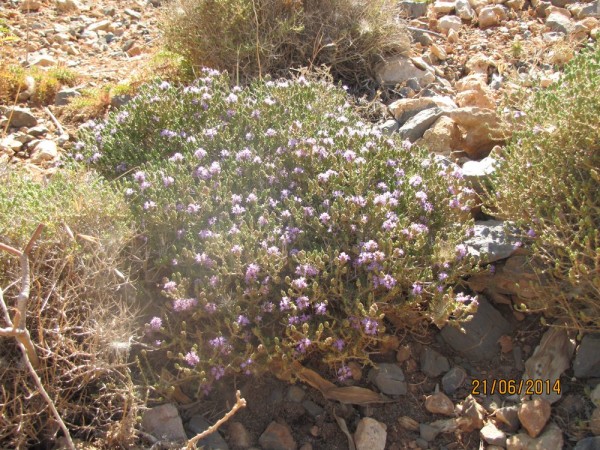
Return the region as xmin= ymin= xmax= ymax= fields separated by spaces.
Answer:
xmin=286 ymin=386 xmax=305 ymax=403
xmin=187 ymin=415 xmax=230 ymax=449
xmin=3 ymin=107 xmax=38 ymax=128
xmin=141 ymin=403 xmax=187 ymax=441
xmin=258 ymin=421 xmax=297 ymax=450
xmin=228 ymin=422 xmax=252 ymax=449
xmin=495 ymin=405 xmax=520 ymax=431
xmin=419 ymin=423 xmax=440 ymax=442
xmin=518 ymin=398 xmax=552 ymax=438
xmin=441 ymin=366 xmax=467 ymax=395
xmin=368 ymin=363 xmax=407 ymax=395
xmin=354 ymin=417 xmax=387 ymax=450
xmin=480 ymin=422 xmax=507 ymax=447
xmin=420 ymin=347 xmax=450 ymax=378
xmin=425 ymin=392 xmax=455 ymax=416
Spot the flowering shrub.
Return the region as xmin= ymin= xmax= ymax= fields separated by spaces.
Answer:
xmin=486 ymin=44 xmax=600 ymax=331
xmin=77 ymin=70 xmax=476 ymax=391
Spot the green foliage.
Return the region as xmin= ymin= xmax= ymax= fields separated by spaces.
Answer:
xmin=78 ymin=71 xmax=476 ymax=391
xmin=160 ymin=0 xmax=410 ymax=87
xmin=0 ymin=64 xmax=78 ymax=105
xmin=485 ymin=44 xmax=600 ymax=330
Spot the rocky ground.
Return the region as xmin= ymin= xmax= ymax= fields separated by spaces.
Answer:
xmin=1 ymin=0 xmax=600 ymax=449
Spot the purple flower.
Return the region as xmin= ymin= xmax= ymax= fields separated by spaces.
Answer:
xmin=240 ymin=358 xmax=253 ymax=375
xmin=409 ymin=175 xmax=422 ymax=186
xmin=246 ymin=193 xmax=258 ymax=203
xmin=415 ymin=191 xmax=428 ymax=202
xmin=148 ymin=317 xmax=162 ymax=330
xmin=194 ymin=148 xmax=207 ymax=159
xmin=296 ymin=264 xmax=319 ymax=277
xmin=363 ymin=240 xmax=378 ymax=252
xmin=133 ymin=171 xmax=146 ymax=183
xmin=333 ymin=339 xmax=345 ymax=351
xmin=438 ymin=272 xmax=448 ymax=281
xmin=296 ymin=296 xmax=310 ymax=310
xmin=173 ymin=298 xmax=198 ymax=312
xmin=169 ymin=152 xmax=184 ymax=162
xmin=237 ymin=315 xmax=250 ymax=326
xmin=376 ymin=274 xmax=396 ymax=290
xmin=185 ymin=350 xmax=200 ymax=367
xmin=296 ymin=338 xmax=312 ymax=354
xmin=280 ymin=296 xmax=291 ymax=311
xmin=412 ymin=282 xmax=423 ymax=296
xmin=456 ymin=244 xmax=467 ymax=259
xmin=361 ymin=318 xmax=379 ymax=335
xmin=209 ymin=336 xmax=228 ymax=349
xmin=143 ymin=200 xmax=156 ymax=210
xmin=267 ymin=246 xmax=280 ymax=256
xmin=245 ymin=263 xmax=260 ymax=283
xmin=338 ymin=252 xmax=350 ymax=264
xmin=527 ymin=229 xmax=536 ymax=238
xmin=164 ymin=281 xmax=177 ymax=291
xmin=231 ymin=245 xmax=242 ymax=256
xmin=315 ymin=302 xmax=327 ymax=315
xmin=163 ymin=176 xmax=175 ymax=187
xmin=204 ymin=302 xmax=217 ymax=313
xmin=292 ymin=277 xmax=308 ymax=290
xmin=337 ymin=365 xmax=352 ymax=382
xmin=211 ymin=365 xmax=225 ymax=380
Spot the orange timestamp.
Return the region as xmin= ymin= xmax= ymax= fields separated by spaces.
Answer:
xmin=471 ymin=378 xmax=561 ymax=396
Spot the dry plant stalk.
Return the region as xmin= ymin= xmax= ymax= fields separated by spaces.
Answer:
xmin=0 ymin=224 xmax=76 ymax=450
xmin=185 ymin=390 xmax=247 ymax=450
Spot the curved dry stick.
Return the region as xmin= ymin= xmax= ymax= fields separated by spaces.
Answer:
xmin=185 ymin=390 xmax=247 ymax=450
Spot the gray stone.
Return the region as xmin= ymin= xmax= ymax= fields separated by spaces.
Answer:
xmin=506 ymin=422 xmax=563 ymax=450
xmin=550 ymin=0 xmax=578 ymax=7
xmin=4 ymin=107 xmax=38 ymax=128
xmin=438 ymin=15 xmax=463 ymax=34
xmin=228 ymin=422 xmax=252 ymax=449
xmin=142 ymin=403 xmax=187 ymax=441
xmin=399 ymin=0 xmax=429 ymax=18
xmin=461 ymin=156 xmax=498 ymax=193
xmin=124 ymin=8 xmax=142 ymax=19
xmin=368 ymin=363 xmax=407 ymax=395
xmin=433 ymin=0 xmax=456 ymax=14
xmin=574 ymin=436 xmax=600 ymax=450
xmin=0 ymin=136 xmax=23 ymax=155
xmin=575 ymin=2 xmax=600 ymax=19
xmin=375 ymin=56 xmax=436 ymax=87
xmin=186 ymin=415 xmax=230 ymax=449
xmin=420 ymin=347 xmax=450 ymax=378
xmin=420 ymin=423 xmax=440 ymax=441
xmin=301 ymin=400 xmax=324 ymax=418
xmin=388 ymin=97 xmax=438 ymax=124
xmin=546 ymin=12 xmax=574 ymax=33
xmin=496 ymin=405 xmax=520 ymax=432
xmin=110 ymin=94 xmax=133 ymax=109
xmin=56 ymin=0 xmax=81 ymax=12
xmin=55 ymin=87 xmax=81 ymax=106
xmin=480 ymin=422 xmax=507 ymax=447
xmin=442 ymin=366 xmax=467 ymax=395
xmin=286 ymin=385 xmax=305 ymax=403
xmin=375 ymin=119 xmax=400 ymax=136
xmin=399 ymin=107 xmax=445 ymax=142
xmin=354 ymin=417 xmax=387 ymax=450
xmin=464 ymin=220 xmax=521 ymax=263
xmin=258 ymin=421 xmax=297 ymax=450
xmin=29 ymin=55 xmax=57 ymax=68
xmin=87 ymin=20 xmax=112 ymax=33
xmin=574 ymin=334 xmax=600 ymax=378
xmin=410 ymin=27 xmax=433 ymax=45
xmin=31 ymin=140 xmax=58 ymax=164
xmin=456 ymin=0 xmax=476 ymax=19
xmin=441 ymin=296 xmax=513 ymax=361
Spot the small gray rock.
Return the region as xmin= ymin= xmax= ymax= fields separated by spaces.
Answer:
xmin=546 ymin=12 xmax=574 ymax=34
xmin=399 ymin=0 xmax=429 ymax=18
xmin=495 ymin=405 xmax=520 ymax=431
xmin=441 ymin=296 xmax=513 ymax=361
xmin=420 ymin=423 xmax=440 ymax=441
xmin=375 ymin=119 xmax=400 ymax=136
xmin=399 ymin=107 xmax=445 ymax=142
xmin=461 ymin=156 xmax=498 ymax=193
xmin=258 ymin=421 xmax=297 ymax=450
xmin=574 ymin=436 xmax=600 ymax=450
xmin=301 ymin=400 xmax=324 ymax=418
xmin=4 ymin=107 xmax=38 ymax=128
xmin=442 ymin=366 xmax=467 ymax=395
xmin=420 ymin=348 xmax=450 ymax=378
xmin=286 ymin=385 xmax=305 ymax=403
xmin=574 ymin=334 xmax=600 ymax=379
xmin=368 ymin=363 xmax=407 ymax=395
xmin=354 ymin=417 xmax=387 ymax=450
xmin=31 ymin=140 xmax=58 ymax=164
xmin=142 ymin=403 xmax=187 ymax=441
xmin=55 ymin=87 xmax=81 ymax=106
xmin=464 ymin=220 xmax=522 ymax=263
xmin=480 ymin=422 xmax=507 ymax=447
xmin=456 ymin=0 xmax=475 ymax=20
xmin=186 ymin=415 xmax=229 ymax=449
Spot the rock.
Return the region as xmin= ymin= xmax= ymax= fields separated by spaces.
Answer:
xmin=480 ymin=422 xmax=507 ymax=446
xmin=591 ymin=408 xmax=600 ymax=435
xmin=425 ymin=392 xmax=455 ymax=416
xmin=592 ymin=384 xmax=600 ymax=407
xmin=375 ymin=56 xmax=435 ymax=87
xmin=433 ymin=0 xmax=457 ymax=14
xmin=523 ymin=328 xmax=574 ymax=404
xmin=398 ymin=416 xmax=420 ymax=432
xmin=442 ymin=366 xmax=467 ymax=395
xmin=430 ymin=43 xmax=447 ymax=61
xmin=496 ymin=405 xmax=521 ymax=431
xmin=456 ymin=89 xmax=495 ymax=109
xmin=399 ymin=0 xmax=429 ymax=18
xmin=31 ymin=140 xmax=58 ymax=164
xmin=546 ymin=11 xmax=574 ymax=33
xmin=575 ymin=3 xmax=600 ymax=19
xmin=301 ymin=400 xmax=324 ymax=418
xmin=465 ymin=220 xmax=523 ymax=263
xmin=399 ymin=107 xmax=446 ymax=143
xmin=456 ymin=0 xmax=476 ymax=20
xmin=445 ymin=107 xmax=505 ymax=158
xmin=420 ymin=347 xmax=450 ymax=378
xmin=447 ymin=27 xmax=460 ymax=42
xmin=354 ymin=417 xmax=387 ymax=450
xmin=228 ymin=422 xmax=252 ymax=449
xmin=286 ymin=385 xmax=305 ymax=403
xmin=410 ymin=27 xmax=434 ymax=45
xmin=87 ymin=20 xmax=112 ymax=33
xmin=388 ymin=98 xmax=438 ymax=124
xmin=441 ymin=296 xmax=513 ymax=361
xmin=0 ymin=136 xmax=23 ymax=155
xmin=20 ymin=0 xmax=42 ymax=11
xmin=187 ymin=415 xmax=230 ymax=449
xmin=478 ymin=5 xmax=508 ymax=28
xmin=124 ymin=8 xmax=142 ymax=19
xmin=507 ymin=0 xmax=526 ymax=10
xmin=416 ymin=115 xmax=462 ymax=157
xmin=438 ymin=15 xmax=463 ymax=34
xmin=420 ymin=423 xmax=440 ymax=441
xmin=56 ymin=0 xmax=81 ymax=13
xmin=506 ymin=422 xmax=563 ymax=450
xmin=55 ymin=87 xmax=81 ymax=106
xmin=126 ymin=44 xmax=143 ymax=57
xmin=574 ymin=436 xmax=600 ymax=450
xmin=460 ymin=395 xmax=486 ymax=431
xmin=29 ymin=55 xmax=58 ymax=68
xmin=141 ymin=403 xmax=187 ymax=441
xmin=368 ymin=363 xmax=407 ymax=395
xmin=258 ymin=422 xmax=297 ymax=450
xmin=461 ymin=157 xmax=498 ymax=193
xmin=518 ymin=398 xmax=551 ymax=438
xmin=4 ymin=107 xmax=38 ymax=128
xmin=574 ymin=334 xmax=600 ymax=378
xmin=375 ymin=119 xmax=399 ymax=136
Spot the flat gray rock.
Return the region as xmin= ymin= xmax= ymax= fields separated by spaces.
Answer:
xmin=441 ymin=296 xmax=513 ymax=361
xmin=368 ymin=363 xmax=407 ymax=395
xmin=464 ymin=220 xmax=521 ymax=263
xmin=573 ymin=334 xmax=600 ymax=378
xmin=186 ymin=415 xmax=230 ymax=449
xmin=398 ymin=107 xmax=445 ymax=142
xmin=142 ymin=403 xmax=187 ymax=442
xmin=420 ymin=347 xmax=450 ymax=378
xmin=574 ymin=436 xmax=600 ymax=450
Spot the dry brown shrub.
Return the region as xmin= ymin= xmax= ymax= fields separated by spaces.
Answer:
xmin=0 ymin=168 xmax=144 ymax=448
xmin=161 ymin=0 xmax=410 ymax=88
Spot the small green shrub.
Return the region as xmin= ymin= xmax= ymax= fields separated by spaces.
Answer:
xmin=160 ymin=0 xmax=410 ymax=87
xmin=485 ymin=44 xmax=600 ymax=331
xmin=0 ymin=167 xmax=141 ymax=448
xmin=78 ymin=70 xmax=476 ymax=393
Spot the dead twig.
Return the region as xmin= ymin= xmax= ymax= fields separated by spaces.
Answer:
xmin=185 ymin=390 xmax=247 ymax=450
xmin=43 ymin=106 xmax=65 ymax=136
